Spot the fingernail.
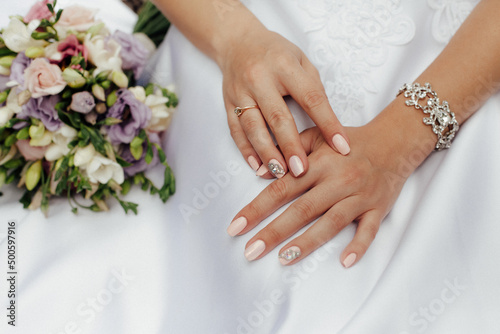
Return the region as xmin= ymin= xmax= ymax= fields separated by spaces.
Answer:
xmin=278 ymin=246 xmax=301 ymax=265
xmin=244 ymin=240 xmax=265 ymax=261
xmin=289 ymin=155 xmax=304 ymax=177
xmin=227 ymin=217 xmax=247 ymax=237
xmin=247 ymin=156 xmax=260 ymax=171
xmin=268 ymin=159 xmax=285 ymax=178
xmin=332 ymin=134 xmax=350 ymax=155
xmin=342 ymin=253 xmax=357 ymax=268
xmin=256 ymin=164 xmax=267 ymax=177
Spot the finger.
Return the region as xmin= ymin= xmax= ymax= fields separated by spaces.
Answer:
xmin=340 ymin=210 xmax=382 ymax=268
xmin=276 ymin=196 xmax=361 ymax=265
xmin=227 ymin=169 xmax=316 ymax=238
xmin=282 ymin=57 xmax=351 ymax=156
xmin=299 ymin=127 xmax=320 ymax=156
xmin=243 ymin=183 xmax=338 ymax=261
xmin=226 ymin=104 xmax=263 ymax=173
xmin=252 ymin=85 xmax=309 ymax=178
xmin=231 ymin=99 xmax=289 ymax=179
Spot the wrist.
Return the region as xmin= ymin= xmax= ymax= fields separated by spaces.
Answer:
xmin=364 ymin=95 xmax=437 ymax=178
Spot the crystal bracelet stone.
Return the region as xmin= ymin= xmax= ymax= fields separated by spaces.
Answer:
xmin=397 ymin=83 xmax=459 ymax=150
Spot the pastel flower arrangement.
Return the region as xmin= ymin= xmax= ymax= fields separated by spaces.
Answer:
xmin=0 ymin=0 xmax=177 ymax=215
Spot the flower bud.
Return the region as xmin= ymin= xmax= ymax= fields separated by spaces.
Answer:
xmin=130 ymin=144 xmax=143 ymax=161
xmin=62 ymin=68 xmax=86 ymax=89
xmin=84 ymin=111 xmax=98 ymax=125
xmin=101 ymin=80 xmax=111 ymax=89
xmin=30 ymin=132 xmax=52 ymax=146
xmin=70 ymin=91 xmax=95 ymax=114
xmin=106 ymin=91 xmax=117 ymax=107
xmin=92 ymin=84 xmax=106 ymax=101
xmin=31 ymin=32 xmax=52 ymax=40
xmin=17 ymin=90 xmax=32 ymax=106
xmin=26 ymin=160 xmax=42 ymax=191
xmin=29 ymin=123 xmax=45 ymax=139
xmin=95 ymin=102 xmax=107 ymax=114
xmin=102 ymin=117 xmax=122 ymax=126
xmin=0 ymin=55 xmax=16 ymax=68
xmin=111 ymin=71 xmax=128 ymax=88
xmin=25 ymin=46 xmax=45 ymax=58
xmin=96 ymin=70 xmax=112 ymax=82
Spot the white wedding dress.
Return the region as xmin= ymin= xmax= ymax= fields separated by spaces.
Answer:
xmin=1 ymin=1 xmax=500 ymax=334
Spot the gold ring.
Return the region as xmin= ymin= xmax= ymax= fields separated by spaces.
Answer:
xmin=234 ymin=105 xmax=259 ymax=117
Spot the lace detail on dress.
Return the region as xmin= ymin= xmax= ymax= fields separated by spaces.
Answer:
xmin=428 ymin=0 xmax=480 ymax=44
xmin=297 ymin=0 xmax=415 ymax=124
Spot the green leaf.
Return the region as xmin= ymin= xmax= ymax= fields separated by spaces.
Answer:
xmin=3 ymin=159 xmax=23 ymax=169
xmin=47 ymin=3 xmax=54 ymax=14
xmin=55 ymin=9 xmax=63 ymax=23
xmin=155 ymin=144 xmax=166 ymax=163
xmin=145 ymin=143 xmax=153 ymax=164
xmin=130 ymin=145 xmax=143 ymax=161
xmin=4 ymin=133 xmax=17 ymax=147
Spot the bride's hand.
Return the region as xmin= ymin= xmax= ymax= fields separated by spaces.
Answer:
xmin=227 ymin=108 xmax=434 ymax=266
xmin=217 ymin=27 xmax=350 ymax=179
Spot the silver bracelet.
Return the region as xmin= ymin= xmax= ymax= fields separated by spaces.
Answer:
xmin=397 ymin=83 xmax=459 ymax=150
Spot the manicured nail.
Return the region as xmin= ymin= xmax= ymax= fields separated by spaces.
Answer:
xmin=268 ymin=159 xmax=285 ymax=178
xmin=244 ymin=240 xmax=265 ymax=261
xmin=289 ymin=155 xmax=304 ymax=177
xmin=278 ymin=246 xmax=301 ymax=265
xmin=342 ymin=253 xmax=357 ymax=268
xmin=227 ymin=217 xmax=247 ymax=237
xmin=256 ymin=164 xmax=267 ymax=177
xmin=247 ymin=156 xmax=260 ymax=171
xmin=332 ymin=134 xmax=350 ymax=155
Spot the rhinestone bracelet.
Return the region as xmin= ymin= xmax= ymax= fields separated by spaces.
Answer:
xmin=397 ymin=83 xmax=459 ymax=150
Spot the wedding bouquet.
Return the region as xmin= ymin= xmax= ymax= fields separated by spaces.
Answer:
xmin=0 ymin=0 xmax=177 ymax=215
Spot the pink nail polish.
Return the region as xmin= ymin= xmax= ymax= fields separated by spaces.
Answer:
xmin=244 ymin=240 xmax=265 ymax=261
xmin=332 ymin=134 xmax=350 ymax=155
xmin=227 ymin=217 xmax=247 ymax=237
xmin=247 ymin=156 xmax=260 ymax=171
xmin=278 ymin=246 xmax=301 ymax=265
xmin=342 ymin=253 xmax=357 ymax=268
xmin=289 ymin=155 xmax=304 ymax=177
xmin=268 ymin=159 xmax=285 ymax=178
xmin=256 ymin=164 xmax=267 ymax=177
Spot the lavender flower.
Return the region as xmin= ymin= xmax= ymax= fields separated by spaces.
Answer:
xmin=70 ymin=91 xmax=95 ymax=114
xmin=112 ymin=31 xmax=149 ymax=79
xmin=121 ymin=132 xmax=160 ymax=177
xmin=106 ymin=89 xmax=151 ymax=144
xmin=9 ymin=52 xmax=33 ymax=86
xmin=0 ymin=75 xmax=8 ymax=92
xmin=18 ymin=95 xmax=62 ymax=131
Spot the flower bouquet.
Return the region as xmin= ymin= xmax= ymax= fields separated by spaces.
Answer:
xmin=0 ymin=0 xmax=177 ymax=215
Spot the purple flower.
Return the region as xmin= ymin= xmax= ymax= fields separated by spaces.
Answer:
xmin=9 ymin=52 xmax=33 ymax=86
xmin=106 ymin=89 xmax=151 ymax=144
xmin=18 ymin=95 xmax=62 ymax=131
xmin=70 ymin=91 xmax=95 ymax=114
xmin=121 ymin=132 xmax=160 ymax=177
xmin=112 ymin=30 xmax=149 ymax=79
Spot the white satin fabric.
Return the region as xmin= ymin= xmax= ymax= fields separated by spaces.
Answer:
xmin=1 ymin=1 xmax=500 ymax=334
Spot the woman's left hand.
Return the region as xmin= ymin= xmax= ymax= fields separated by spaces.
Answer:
xmin=227 ymin=116 xmax=432 ymax=266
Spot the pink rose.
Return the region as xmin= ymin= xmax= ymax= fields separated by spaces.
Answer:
xmin=56 ymin=5 xmax=97 ymax=31
xmin=24 ymin=58 xmax=67 ymax=98
xmin=24 ymin=0 xmax=53 ymax=23
xmin=58 ymin=34 xmax=88 ymax=62
xmin=16 ymin=140 xmax=47 ymax=161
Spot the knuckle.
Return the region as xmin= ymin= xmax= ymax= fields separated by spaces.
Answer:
xmin=245 ymin=201 xmax=263 ymax=220
xmin=275 ymin=53 xmax=297 ymax=71
xmin=243 ymin=63 xmax=265 ymax=83
xmin=229 ymin=126 xmax=244 ymax=141
xmin=267 ymin=179 xmax=289 ymax=200
xmin=243 ymin=117 xmax=260 ymax=133
xmin=362 ymin=221 xmax=379 ymax=241
xmin=266 ymin=108 xmax=290 ymax=130
xmin=325 ymin=211 xmax=347 ymax=232
xmin=302 ymin=89 xmax=327 ymax=111
xmin=293 ymin=198 xmax=317 ymax=220
xmin=263 ymin=226 xmax=282 ymax=244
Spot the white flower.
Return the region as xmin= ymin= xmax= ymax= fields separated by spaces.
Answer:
xmin=74 ymin=144 xmax=96 ymax=167
xmin=84 ymin=34 xmax=122 ymax=74
xmin=0 ymin=65 xmax=10 ymax=76
xmin=86 ymin=154 xmax=124 ymax=184
xmin=45 ymin=125 xmax=78 ymax=161
xmin=2 ymin=18 xmax=47 ymax=53
xmin=44 ymin=42 xmax=63 ymax=62
xmin=129 ymin=86 xmax=146 ymax=103
xmin=145 ymin=91 xmax=174 ymax=132
xmin=0 ymin=89 xmax=22 ymax=127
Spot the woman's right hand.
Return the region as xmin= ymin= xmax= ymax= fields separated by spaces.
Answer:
xmin=216 ymin=27 xmax=350 ymax=179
